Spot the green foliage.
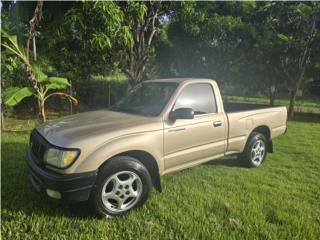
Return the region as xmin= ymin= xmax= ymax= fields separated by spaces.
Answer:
xmin=33 ymin=65 xmax=48 ymax=82
xmin=39 ymin=77 xmax=70 ymax=95
xmin=1 ymin=53 xmax=27 ymax=88
xmin=38 ymin=1 xmax=131 ymax=83
xmin=161 ymin=2 xmax=249 ymax=81
xmin=157 ymin=1 xmax=320 ymax=109
xmin=88 ymin=1 xmax=126 ymax=50
xmin=1 ymin=87 xmax=21 ymax=103
xmin=2 ymin=1 xmax=319 ymax=116
xmin=277 ymin=33 xmax=289 ymax=42
xmin=4 ymin=87 xmax=34 ymax=106
xmin=45 ymin=77 xmax=70 ymax=88
xmin=125 ymin=2 xmax=148 ymax=23
xmin=1 ymin=30 xmax=26 ymax=62
xmin=121 ymin=26 xmax=134 ymax=48
xmin=3 ymin=74 xmax=71 ymax=108
xmin=32 ymin=65 xmax=70 ymax=90
xmin=296 ymin=3 xmax=312 ymax=14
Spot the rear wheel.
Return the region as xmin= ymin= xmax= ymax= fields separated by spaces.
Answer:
xmin=90 ymin=156 xmax=151 ymax=218
xmin=241 ymin=132 xmax=267 ymax=168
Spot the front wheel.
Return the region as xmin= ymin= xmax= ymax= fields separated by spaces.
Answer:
xmin=240 ymin=132 xmax=268 ymax=168
xmin=90 ymin=156 xmax=151 ymax=218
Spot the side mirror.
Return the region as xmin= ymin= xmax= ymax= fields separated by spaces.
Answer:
xmin=169 ymin=108 xmax=194 ymax=121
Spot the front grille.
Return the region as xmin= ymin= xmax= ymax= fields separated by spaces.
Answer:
xmin=30 ymin=130 xmax=50 ymax=165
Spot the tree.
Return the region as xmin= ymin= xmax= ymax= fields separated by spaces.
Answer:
xmin=162 ymin=1 xmax=320 ymax=112
xmin=59 ymin=1 xmax=171 ymax=88
xmin=239 ymin=2 xmax=285 ymax=105
xmin=163 ymin=2 xmax=253 ymax=82
xmin=26 ymin=0 xmax=43 ymax=62
xmin=118 ymin=1 xmax=170 ymax=87
xmin=40 ymin=1 xmax=126 ymax=83
xmin=269 ymin=2 xmax=320 ymax=117
xmin=1 ymin=31 xmax=77 ymax=122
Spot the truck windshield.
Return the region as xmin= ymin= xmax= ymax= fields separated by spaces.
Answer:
xmin=111 ymin=82 xmax=178 ymax=116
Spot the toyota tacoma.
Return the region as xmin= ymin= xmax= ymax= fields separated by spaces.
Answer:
xmin=27 ymin=78 xmax=287 ymax=217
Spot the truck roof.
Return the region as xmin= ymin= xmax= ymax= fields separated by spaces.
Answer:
xmin=145 ymin=78 xmax=215 ymax=84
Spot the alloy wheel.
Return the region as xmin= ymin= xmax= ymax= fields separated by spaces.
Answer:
xmin=101 ymin=171 xmax=143 ymax=213
xmin=251 ymin=140 xmax=265 ymax=165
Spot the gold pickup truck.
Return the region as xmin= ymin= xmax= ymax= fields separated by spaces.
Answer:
xmin=27 ymin=78 xmax=287 ymax=217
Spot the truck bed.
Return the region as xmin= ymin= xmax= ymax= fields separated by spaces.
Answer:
xmin=224 ymin=102 xmax=281 ymax=113
xmin=223 ymin=102 xmax=287 ymax=154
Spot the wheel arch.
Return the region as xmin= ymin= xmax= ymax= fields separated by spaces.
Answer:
xmin=99 ymin=150 xmax=162 ymax=192
xmin=250 ymin=125 xmax=273 ymax=153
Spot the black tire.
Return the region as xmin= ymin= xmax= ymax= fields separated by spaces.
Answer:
xmin=240 ymin=132 xmax=268 ymax=168
xmin=90 ymin=156 xmax=151 ymax=218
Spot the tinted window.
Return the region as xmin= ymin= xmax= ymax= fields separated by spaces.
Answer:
xmin=112 ymin=82 xmax=178 ymax=116
xmin=173 ymin=83 xmax=217 ymax=114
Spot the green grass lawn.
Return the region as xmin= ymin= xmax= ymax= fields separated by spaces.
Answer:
xmin=2 ymin=116 xmax=320 ymax=239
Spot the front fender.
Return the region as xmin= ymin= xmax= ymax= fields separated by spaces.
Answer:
xmin=74 ymin=130 xmax=164 ymax=174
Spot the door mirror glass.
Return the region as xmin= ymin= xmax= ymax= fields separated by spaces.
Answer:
xmin=169 ymin=108 xmax=194 ymax=121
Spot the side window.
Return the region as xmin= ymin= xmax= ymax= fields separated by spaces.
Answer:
xmin=173 ymin=83 xmax=217 ymax=114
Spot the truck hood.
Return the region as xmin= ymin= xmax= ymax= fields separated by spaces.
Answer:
xmin=36 ymin=110 xmax=162 ymax=148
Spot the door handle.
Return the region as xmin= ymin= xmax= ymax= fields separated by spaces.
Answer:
xmin=213 ymin=121 xmax=222 ymax=127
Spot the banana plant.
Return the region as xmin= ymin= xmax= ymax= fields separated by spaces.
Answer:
xmin=1 ymin=30 xmax=77 ymax=122
xmin=4 ymin=66 xmax=78 ymax=122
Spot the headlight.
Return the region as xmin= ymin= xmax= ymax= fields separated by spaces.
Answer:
xmin=43 ymin=148 xmax=80 ymax=168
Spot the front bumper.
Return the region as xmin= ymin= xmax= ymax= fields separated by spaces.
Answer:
xmin=27 ymin=149 xmax=97 ymax=203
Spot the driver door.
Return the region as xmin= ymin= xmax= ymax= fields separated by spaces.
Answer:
xmin=163 ymin=83 xmax=227 ymax=171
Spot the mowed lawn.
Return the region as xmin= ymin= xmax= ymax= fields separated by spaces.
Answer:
xmin=1 ymin=116 xmax=320 ymax=240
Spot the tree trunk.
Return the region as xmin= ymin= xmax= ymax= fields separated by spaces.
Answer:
xmin=288 ymin=89 xmax=297 ymax=118
xmin=126 ymin=53 xmax=147 ymax=88
xmin=27 ymin=1 xmax=43 ymax=61
xmin=269 ymin=86 xmax=276 ymax=106
xmin=1 ymin=110 xmax=4 ymax=130
xmin=33 ymin=36 xmax=37 ymax=61
xmin=38 ymin=98 xmax=46 ymax=123
xmin=25 ymin=61 xmax=45 ymax=122
xmin=269 ymin=94 xmax=275 ymax=106
xmin=122 ymin=4 xmax=161 ymax=88
xmin=108 ymin=82 xmax=111 ymax=107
